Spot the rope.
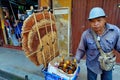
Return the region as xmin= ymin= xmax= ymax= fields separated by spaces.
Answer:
xmin=26 ymin=49 xmax=40 ymax=57
xmin=42 ymin=11 xmax=51 ymax=60
xmin=33 ymin=13 xmax=46 ymax=67
xmin=22 ymin=23 xmax=53 ymax=34
xmin=49 ymin=11 xmax=56 ymax=58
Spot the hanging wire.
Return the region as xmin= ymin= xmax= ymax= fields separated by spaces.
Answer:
xmin=9 ymin=0 xmax=21 ymax=38
xmin=9 ymin=0 xmax=17 ymax=21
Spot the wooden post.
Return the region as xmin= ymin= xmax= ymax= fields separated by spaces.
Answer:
xmin=0 ymin=6 xmax=8 ymax=44
xmin=38 ymin=0 xmax=41 ymax=9
xmin=38 ymin=0 xmax=51 ymax=8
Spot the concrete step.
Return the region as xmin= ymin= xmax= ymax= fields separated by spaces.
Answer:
xmin=0 ymin=65 xmax=44 ymax=80
xmin=0 ymin=69 xmax=24 ymax=80
xmin=0 ymin=76 xmax=8 ymax=80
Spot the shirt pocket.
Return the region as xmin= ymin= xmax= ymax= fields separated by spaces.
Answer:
xmin=105 ymin=37 xmax=114 ymax=49
xmin=87 ymin=39 xmax=97 ymax=50
xmin=105 ymin=38 xmax=114 ymax=44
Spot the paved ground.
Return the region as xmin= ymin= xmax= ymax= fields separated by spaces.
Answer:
xmin=0 ymin=76 xmax=8 ymax=80
xmin=0 ymin=47 xmax=120 ymax=80
xmin=0 ymin=47 xmax=44 ymax=80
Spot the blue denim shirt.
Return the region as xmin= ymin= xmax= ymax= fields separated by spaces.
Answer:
xmin=75 ymin=23 xmax=120 ymax=74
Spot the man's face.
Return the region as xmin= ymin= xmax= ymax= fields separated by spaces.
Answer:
xmin=89 ymin=17 xmax=106 ymax=34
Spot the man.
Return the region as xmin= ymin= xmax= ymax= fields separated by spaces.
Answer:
xmin=75 ymin=7 xmax=120 ymax=80
xmin=13 ymin=19 xmax=23 ymax=45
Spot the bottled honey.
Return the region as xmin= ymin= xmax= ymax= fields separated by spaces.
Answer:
xmin=58 ymin=57 xmax=77 ymax=74
xmin=68 ymin=69 xmax=73 ymax=74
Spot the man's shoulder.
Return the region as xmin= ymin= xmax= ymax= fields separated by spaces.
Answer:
xmin=106 ymin=23 xmax=120 ymax=34
xmin=82 ymin=28 xmax=91 ymax=36
xmin=107 ymin=23 xmax=118 ymax=29
xmin=83 ymin=28 xmax=91 ymax=33
xmin=107 ymin=23 xmax=119 ymax=30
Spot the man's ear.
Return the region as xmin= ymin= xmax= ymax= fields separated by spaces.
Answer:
xmin=103 ymin=18 xmax=107 ymax=23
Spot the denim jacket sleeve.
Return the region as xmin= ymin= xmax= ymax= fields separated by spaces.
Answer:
xmin=115 ymin=28 xmax=120 ymax=53
xmin=75 ymin=31 xmax=86 ymax=63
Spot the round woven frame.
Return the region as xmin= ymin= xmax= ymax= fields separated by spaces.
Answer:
xmin=22 ymin=11 xmax=59 ymax=67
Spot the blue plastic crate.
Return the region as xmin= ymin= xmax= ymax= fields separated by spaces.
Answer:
xmin=42 ymin=66 xmax=80 ymax=80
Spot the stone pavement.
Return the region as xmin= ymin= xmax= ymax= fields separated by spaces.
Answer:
xmin=0 ymin=47 xmax=44 ymax=80
xmin=0 ymin=47 xmax=120 ymax=80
